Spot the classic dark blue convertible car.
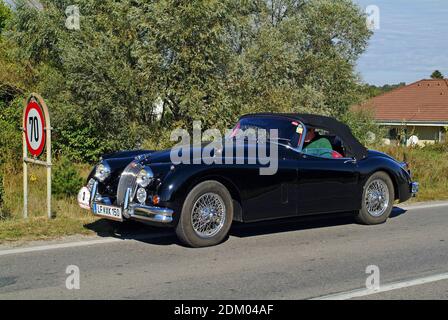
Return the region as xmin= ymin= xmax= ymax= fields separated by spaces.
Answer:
xmin=78 ymin=113 xmax=419 ymax=247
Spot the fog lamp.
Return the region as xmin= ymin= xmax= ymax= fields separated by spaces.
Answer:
xmin=136 ymin=187 xmax=147 ymax=204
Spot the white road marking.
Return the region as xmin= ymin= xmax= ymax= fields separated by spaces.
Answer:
xmin=312 ymin=272 xmax=448 ymax=300
xmin=0 ymin=233 xmax=171 ymax=256
xmin=402 ymin=201 xmax=448 ymax=210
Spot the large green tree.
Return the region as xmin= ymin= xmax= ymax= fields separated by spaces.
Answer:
xmin=234 ymin=0 xmax=371 ymax=117
xmin=6 ymin=0 xmax=371 ymax=161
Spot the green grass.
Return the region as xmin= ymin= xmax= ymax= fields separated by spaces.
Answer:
xmin=1 ymin=144 xmax=447 ymax=243
xmin=0 ymin=164 xmax=102 ymax=243
xmin=374 ymin=144 xmax=448 ymax=202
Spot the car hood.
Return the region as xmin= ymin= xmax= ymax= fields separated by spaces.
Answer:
xmin=103 ymin=139 xmax=277 ymax=170
xmin=139 ymin=144 xmax=220 ymax=165
xmin=101 ymin=144 xmax=211 ymax=168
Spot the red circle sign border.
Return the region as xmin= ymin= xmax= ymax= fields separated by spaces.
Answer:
xmin=24 ymin=99 xmax=46 ymax=157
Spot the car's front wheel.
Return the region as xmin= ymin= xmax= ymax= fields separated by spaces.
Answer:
xmin=356 ymin=171 xmax=395 ymax=225
xmin=176 ymin=181 xmax=234 ymax=247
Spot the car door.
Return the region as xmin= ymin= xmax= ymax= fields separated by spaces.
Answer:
xmin=240 ymin=154 xmax=298 ymax=222
xmin=297 ymin=152 xmax=361 ymax=215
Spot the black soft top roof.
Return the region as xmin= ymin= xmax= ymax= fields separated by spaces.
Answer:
xmin=240 ymin=113 xmax=368 ymax=159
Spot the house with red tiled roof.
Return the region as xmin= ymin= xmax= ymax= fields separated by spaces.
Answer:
xmin=358 ymin=79 xmax=448 ymax=145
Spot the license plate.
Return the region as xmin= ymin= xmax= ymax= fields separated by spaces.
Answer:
xmin=93 ymin=204 xmax=123 ymax=222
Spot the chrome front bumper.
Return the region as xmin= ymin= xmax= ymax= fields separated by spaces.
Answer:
xmin=88 ymin=181 xmax=173 ymax=224
xmin=411 ymin=182 xmax=419 ymax=197
xmin=128 ymin=203 xmax=173 ymax=223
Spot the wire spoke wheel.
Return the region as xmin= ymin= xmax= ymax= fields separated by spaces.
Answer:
xmin=365 ymin=179 xmax=390 ymax=217
xmin=191 ymin=193 xmax=226 ymax=238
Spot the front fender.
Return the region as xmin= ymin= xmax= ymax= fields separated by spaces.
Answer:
xmin=158 ymin=164 xmax=232 ymax=203
xmin=358 ymin=156 xmax=413 ymax=203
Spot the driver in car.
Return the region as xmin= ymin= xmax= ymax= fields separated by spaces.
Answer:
xmin=302 ymin=127 xmax=345 ymax=159
xmin=303 ymin=128 xmax=332 ymax=150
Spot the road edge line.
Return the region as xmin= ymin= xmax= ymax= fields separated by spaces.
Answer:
xmin=0 ymin=232 xmax=173 ymax=256
xmin=311 ymin=272 xmax=448 ymax=300
xmin=401 ymin=201 xmax=448 ymax=210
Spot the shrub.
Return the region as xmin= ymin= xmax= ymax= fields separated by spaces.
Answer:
xmin=420 ymin=141 xmax=448 ymax=153
xmin=0 ymin=98 xmax=23 ymax=172
xmin=0 ymin=168 xmax=4 ymax=216
xmin=0 ymin=166 xmax=10 ymax=220
xmin=52 ymin=157 xmax=83 ymax=198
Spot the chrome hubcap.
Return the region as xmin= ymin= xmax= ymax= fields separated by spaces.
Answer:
xmin=191 ymin=193 xmax=226 ymax=238
xmin=365 ymin=179 xmax=390 ymax=217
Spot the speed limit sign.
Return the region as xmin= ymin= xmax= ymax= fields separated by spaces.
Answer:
xmin=24 ymin=99 xmax=46 ymax=157
xmin=23 ymin=93 xmax=52 ymax=220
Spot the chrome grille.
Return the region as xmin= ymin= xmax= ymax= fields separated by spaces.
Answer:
xmin=116 ymin=161 xmax=143 ymax=206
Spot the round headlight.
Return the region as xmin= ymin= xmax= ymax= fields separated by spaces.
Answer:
xmin=136 ymin=167 xmax=153 ymax=188
xmin=136 ymin=188 xmax=147 ymax=204
xmin=94 ymin=162 xmax=111 ymax=182
xmin=86 ymin=178 xmax=96 ymax=191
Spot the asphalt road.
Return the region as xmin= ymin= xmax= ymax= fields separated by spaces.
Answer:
xmin=0 ymin=201 xmax=447 ymax=300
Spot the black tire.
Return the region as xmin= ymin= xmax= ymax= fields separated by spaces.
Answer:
xmin=356 ymin=171 xmax=395 ymax=225
xmin=176 ymin=181 xmax=233 ymax=248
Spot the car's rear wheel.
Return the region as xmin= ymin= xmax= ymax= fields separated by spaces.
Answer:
xmin=356 ymin=171 xmax=395 ymax=225
xmin=176 ymin=181 xmax=233 ymax=247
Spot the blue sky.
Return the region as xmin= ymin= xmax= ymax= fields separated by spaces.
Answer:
xmin=354 ymin=0 xmax=448 ymax=85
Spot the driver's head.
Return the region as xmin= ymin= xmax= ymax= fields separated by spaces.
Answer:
xmin=305 ymin=128 xmax=316 ymax=143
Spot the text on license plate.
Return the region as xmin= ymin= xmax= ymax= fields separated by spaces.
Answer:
xmin=93 ymin=204 xmax=123 ymax=221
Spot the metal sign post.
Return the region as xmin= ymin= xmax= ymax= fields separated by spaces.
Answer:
xmin=23 ymin=93 xmax=52 ymax=219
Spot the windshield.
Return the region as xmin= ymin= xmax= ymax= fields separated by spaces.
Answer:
xmin=230 ymin=116 xmax=304 ymax=148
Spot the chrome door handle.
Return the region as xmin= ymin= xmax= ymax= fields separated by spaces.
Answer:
xmin=344 ymin=159 xmax=357 ymax=164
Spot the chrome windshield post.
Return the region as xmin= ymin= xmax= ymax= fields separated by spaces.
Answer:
xmin=297 ymin=124 xmax=307 ymax=152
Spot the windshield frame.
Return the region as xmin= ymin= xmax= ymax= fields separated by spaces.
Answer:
xmin=232 ymin=115 xmax=308 ymax=152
